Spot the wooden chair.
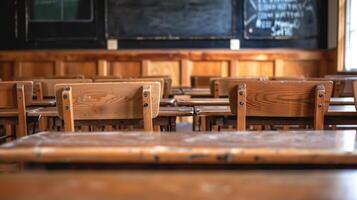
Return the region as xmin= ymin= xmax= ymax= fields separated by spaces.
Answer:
xmin=94 ymin=78 xmax=165 ymax=99
xmin=33 ymin=78 xmax=93 ymax=100
xmin=210 ymin=77 xmax=265 ymax=98
xmin=142 ymin=76 xmax=172 ymax=98
xmin=0 ymin=81 xmax=33 ymax=139
xmin=191 ymin=76 xmax=219 ymax=88
xmin=55 ymin=82 xmax=161 ymax=132
xmin=324 ymin=75 xmax=357 ymax=97
xmin=228 ymin=81 xmax=333 ymax=131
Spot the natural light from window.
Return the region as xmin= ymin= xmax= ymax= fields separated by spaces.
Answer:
xmin=346 ymin=0 xmax=357 ymax=71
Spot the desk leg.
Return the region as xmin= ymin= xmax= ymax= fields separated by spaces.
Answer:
xmin=38 ymin=117 xmax=47 ymax=132
xmin=200 ymin=116 xmax=207 ymax=131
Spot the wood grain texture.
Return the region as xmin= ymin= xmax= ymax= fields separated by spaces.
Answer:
xmin=0 ymin=81 xmax=33 ymax=108
xmin=34 ymin=79 xmax=92 ymax=98
xmin=0 ymin=49 xmax=337 ymax=85
xmin=0 ymin=171 xmax=357 ymax=200
xmin=211 ymin=77 xmax=264 ymax=97
xmin=94 ymin=78 xmax=165 ymax=98
xmin=1 ymin=131 xmax=357 ymax=164
xmin=110 ymin=62 xmax=141 ymax=78
xmin=56 ymin=82 xmax=161 ymax=120
xmin=229 ymin=81 xmax=333 ymax=117
xmin=148 ymin=61 xmax=179 ymax=86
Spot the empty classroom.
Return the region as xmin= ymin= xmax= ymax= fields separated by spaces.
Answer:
xmin=0 ymin=0 xmax=357 ymax=200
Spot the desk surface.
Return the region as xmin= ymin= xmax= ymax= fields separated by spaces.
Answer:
xmin=27 ymin=106 xmax=194 ymax=118
xmin=0 ymin=170 xmax=356 ymax=200
xmin=195 ymin=105 xmax=357 ymax=117
xmin=177 ymin=97 xmax=355 ymax=107
xmin=1 ymin=131 xmax=357 ymax=164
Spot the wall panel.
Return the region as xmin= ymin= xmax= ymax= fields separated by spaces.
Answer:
xmin=110 ymin=62 xmax=141 ymax=78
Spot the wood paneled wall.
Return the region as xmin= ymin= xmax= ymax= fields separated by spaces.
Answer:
xmin=0 ymin=49 xmax=337 ymax=86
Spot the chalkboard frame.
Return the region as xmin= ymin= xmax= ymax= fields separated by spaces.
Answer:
xmin=105 ymin=0 xmax=237 ymax=40
xmin=28 ymin=0 xmax=94 ymax=23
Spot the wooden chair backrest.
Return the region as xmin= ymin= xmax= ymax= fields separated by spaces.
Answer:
xmin=323 ymin=75 xmax=357 ymax=97
xmin=228 ymin=81 xmax=333 ymax=130
xmin=0 ymin=81 xmax=33 ymax=108
xmin=210 ymin=77 xmax=265 ymax=98
xmin=94 ymin=78 xmax=165 ymax=98
xmin=55 ymin=82 xmax=161 ymax=131
xmin=34 ymin=79 xmax=92 ymax=99
xmin=0 ymin=81 xmax=33 ymax=137
xmin=191 ymin=76 xmax=219 ymax=88
xmin=142 ymin=76 xmax=172 ymax=98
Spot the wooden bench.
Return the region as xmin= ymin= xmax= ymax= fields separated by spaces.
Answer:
xmin=0 ymin=81 xmax=33 ymax=139
xmin=229 ymin=81 xmax=333 ymax=130
xmin=55 ymin=82 xmax=161 ymax=132
xmin=354 ymin=81 xmax=357 ymax=109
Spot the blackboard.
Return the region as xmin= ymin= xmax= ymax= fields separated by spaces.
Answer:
xmin=29 ymin=0 xmax=93 ymax=22
xmin=106 ymin=0 xmax=233 ymax=39
xmin=244 ymin=0 xmax=319 ymax=39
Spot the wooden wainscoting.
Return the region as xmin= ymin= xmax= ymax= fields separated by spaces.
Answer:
xmin=0 ymin=49 xmax=337 ymax=86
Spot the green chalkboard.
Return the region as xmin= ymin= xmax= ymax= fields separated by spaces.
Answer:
xmin=29 ymin=0 xmax=93 ymax=22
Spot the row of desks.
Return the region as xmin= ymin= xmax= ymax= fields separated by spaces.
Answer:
xmin=26 ymin=98 xmax=356 ymax=132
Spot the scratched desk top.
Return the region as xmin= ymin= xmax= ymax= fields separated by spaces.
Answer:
xmin=1 ymin=131 xmax=357 ymax=164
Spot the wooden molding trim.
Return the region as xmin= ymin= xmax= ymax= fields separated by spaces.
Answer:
xmin=337 ymin=0 xmax=346 ymax=71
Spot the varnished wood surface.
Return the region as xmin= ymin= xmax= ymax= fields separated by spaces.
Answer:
xmin=0 ymin=49 xmax=329 ymax=61
xmin=177 ymin=98 xmax=229 ymax=106
xmin=181 ymin=88 xmax=211 ymax=97
xmin=177 ymin=97 xmax=354 ymax=107
xmin=195 ymin=105 xmax=357 ymax=117
xmin=1 ymin=171 xmax=357 ymax=200
xmin=1 ymin=131 xmax=357 ymax=164
xmin=55 ymin=82 xmax=161 ymax=120
xmin=331 ymin=97 xmax=355 ymax=105
xmin=160 ymin=98 xmax=176 ymax=107
xmin=30 ymin=99 xmax=56 ymax=107
xmin=27 ymin=106 xmax=194 ymax=118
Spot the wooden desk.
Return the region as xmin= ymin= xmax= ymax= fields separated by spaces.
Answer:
xmin=177 ymin=98 xmax=229 ymax=106
xmin=27 ymin=106 xmax=194 ymax=132
xmin=0 ymin=171 xmax=357 ymax=200
xmin=1 ymin=131 xmax=357 ymax=165
xmin=195 ymin=105 xmax=357 ymax=130
xmin=30 ymin=99 xmax=56 ymax=107
xmin=30 ymin=99 xmax=175 ymax=108
xmin=331 ymin=97 xmax=355 ymax=105
xmin=160 ymin=98 xmax=177 ymax=107
xmin=177 ymin=97 xmax=355 ymax=107
xmin=181 ymin=88 xmax=212 ymax=98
